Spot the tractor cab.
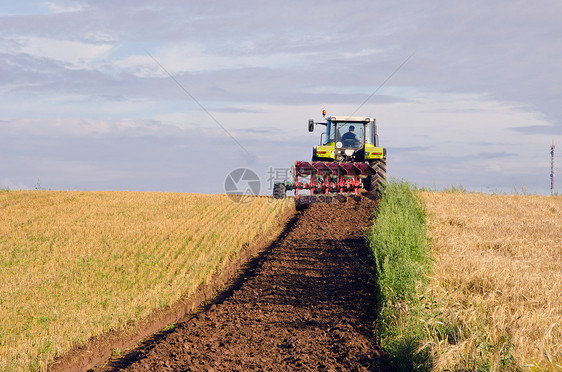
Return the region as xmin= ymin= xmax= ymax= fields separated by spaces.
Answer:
xmin=309 ymin=115 xmax=383 ymax=162
xmin=325 ymin=117 xmax=373 ymax=148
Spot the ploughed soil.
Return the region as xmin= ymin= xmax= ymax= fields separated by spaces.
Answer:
xmin=67 ymin=196 xmax=389 ymax=371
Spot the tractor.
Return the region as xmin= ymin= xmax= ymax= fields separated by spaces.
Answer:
xmin=273 ymin=111 xmax=387 ymax=206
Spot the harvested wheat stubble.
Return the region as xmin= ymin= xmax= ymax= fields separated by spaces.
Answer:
xmin=103 ymin=197 xmax=390 ymax=371
xmin=0 ymin=191 xmax=292 ymax=371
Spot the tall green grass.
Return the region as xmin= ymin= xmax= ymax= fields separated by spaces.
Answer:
xmin=368 ymin=179 xmax=432 ymax=371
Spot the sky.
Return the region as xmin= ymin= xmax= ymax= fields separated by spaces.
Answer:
xmin=1 ymin=0 xmax=561 ymax=195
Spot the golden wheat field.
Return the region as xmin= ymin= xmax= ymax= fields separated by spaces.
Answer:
xmin=421 ymin=192 xmax=562 ymax=370
xmin=0 ymin=190 xmax=292 ymax=371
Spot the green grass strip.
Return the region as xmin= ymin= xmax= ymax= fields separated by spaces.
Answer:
xmin=368 ymin=179 xmax=432 ymax=371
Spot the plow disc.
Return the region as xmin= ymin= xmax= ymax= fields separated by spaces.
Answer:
xmin=291 ymin=161 xmax=379 ymax=205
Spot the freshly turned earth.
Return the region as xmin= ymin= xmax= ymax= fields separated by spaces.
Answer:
xmin=103 ymin=197 xmax=390 ymax=371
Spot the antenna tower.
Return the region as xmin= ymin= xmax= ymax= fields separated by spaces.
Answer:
xmin=550 ymin=140 xmax=556 ymax=196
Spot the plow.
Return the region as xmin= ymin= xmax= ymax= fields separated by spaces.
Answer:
xmin=273 ymin=111 xmax=387 ymax=208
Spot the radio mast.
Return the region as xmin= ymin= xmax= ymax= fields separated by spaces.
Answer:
xmin=550 ymin=139 xmax=556 ymax=196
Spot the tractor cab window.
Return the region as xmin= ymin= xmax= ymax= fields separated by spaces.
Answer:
xmin=324 ymin=121 xmax=365 ymax=148
xmin=325 ymin=121 xmax=335 ymax=145
xmin=336 ymin=122 xmax=364 ymax=148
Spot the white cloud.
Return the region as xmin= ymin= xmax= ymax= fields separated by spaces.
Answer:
xmin=39 ymin=1 xmax=84 ymax=14
xmin=3 ymin=117 xmax=184 ymax=138
xmin=114 ymin=45 xmax=316 ymax=77
xmin=12 ymin=36 xmax=113 ymax=68
xmin=340 ymin=48 xmax=382 ymax=59
xmin=83 ymin=32 xmax=115 ymax=44
xmin=378 ymin=91 xmax=553 ymax=158
xmin=372 ymin=91 xmax=556 ymax=192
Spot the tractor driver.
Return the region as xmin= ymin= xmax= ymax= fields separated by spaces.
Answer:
xmin=341 ymin=125 xmax=362 ymax=148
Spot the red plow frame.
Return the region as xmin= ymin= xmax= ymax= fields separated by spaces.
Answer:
xmin=293 ymin=161 xmax=377 ymax=203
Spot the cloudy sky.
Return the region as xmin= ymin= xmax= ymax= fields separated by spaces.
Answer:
xmin=1 ymin=0 xmax=561 ymax=195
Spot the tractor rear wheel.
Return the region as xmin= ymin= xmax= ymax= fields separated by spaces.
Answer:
xmin=273 ymin=183 xmax=286 ymax=199
xmin=363 ymin=158 xmax=387 ymax=196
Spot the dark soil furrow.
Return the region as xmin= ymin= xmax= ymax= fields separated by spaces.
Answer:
xmin=104 ymin=198 xmax=389 ymax=371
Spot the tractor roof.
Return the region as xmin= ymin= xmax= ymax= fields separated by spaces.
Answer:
xmin=328 ymin=116 xmax=373 ymax=122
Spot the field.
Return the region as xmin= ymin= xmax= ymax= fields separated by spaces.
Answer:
xmin=421 ymin=192 xmax=562 ymax=370
xmin=0 ymin=191 xmax=292 ymax=371
xmin=2 ymin=188 xmax=561 ymax=371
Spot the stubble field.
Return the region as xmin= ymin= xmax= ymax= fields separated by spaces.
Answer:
xmin=0 ymin=190 xmax=292 ymax=371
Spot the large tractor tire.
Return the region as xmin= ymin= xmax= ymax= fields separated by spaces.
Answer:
xmin=362 ymin=158 xmax=387 ymax=196
xmin=273 ymin=183 xmax=287 ymax=199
